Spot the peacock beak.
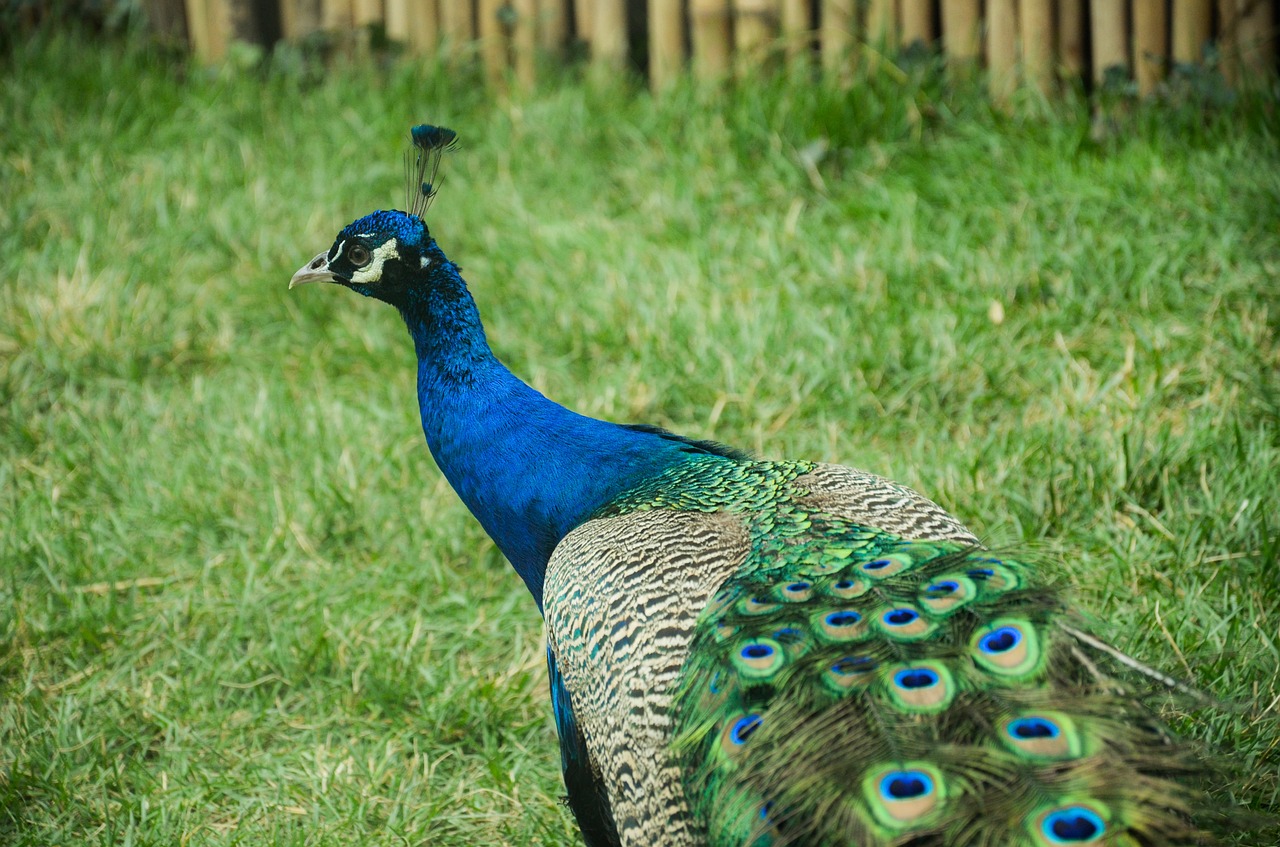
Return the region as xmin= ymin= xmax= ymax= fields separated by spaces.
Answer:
xmin=289 ymin=252 xmax=340 ymax=288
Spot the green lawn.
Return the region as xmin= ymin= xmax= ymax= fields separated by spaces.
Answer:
xmin=2 ymin=31 xmax=1278 ymax=846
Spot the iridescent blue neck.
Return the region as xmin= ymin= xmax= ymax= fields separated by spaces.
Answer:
xmin=398 ymin=258 xmax=697 ymax=609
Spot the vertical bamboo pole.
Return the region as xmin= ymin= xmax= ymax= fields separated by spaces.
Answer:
xmin=325 ymin=0 xmax=355 ymax=55
xmin=206 ymin=0 xmax=229 ymax=59
xmin=942 ymin=0 xmax=981 ymax=64
xmin=440 ymin=0 xmax=475 ymax=60
xmin=987 ymin=0 xmax=1018 ymax=101
xmin=410 ymin=0 xmax=441 ymax=53
xmin=208 ymin=0 xmax=232 ymax=57
xmin=538 ymin=0 xmax=569 ymax=51
xmin=865 ymin=0 xmax=896 ymax=46
xmin=691 ymin=0 xmax=732 ymax=78
xmin=1019 ymin=0 xmax=1053 ymax=93
xmin=576 ymin=0 xmax=595 ymax=47
xmin=1172 ymin=0 xmax=1212 ymax=64
xmin=1220 ymin=0 xmax=1277 ymax=83
xmin=279 ymin=0 xmax=297 ymax=41
xmin=1132 ymin=0 xmax=1167 ymax=94
xmin=386 ymin=0 xmax=410 ymax=42
xmin=1089 ymin=0 xmax=1128 ymax=84
xmin=1237 ymin=0 xmax=1276 ymax=78
xmin=736 ymin=0 xmax=776 ymax=61
xmin=184 ymin=0 xmax=212 ymax=59
xmin=900 ymin=0 xmax=933 ymax=47
xmin=1056 ymin=0 xmax=1086 ymax=78
xmin=650 ymin=0 xmax=685 ymax=88
xmin=353 ymin=0 xmax=382 ymax=31
xmin=477 ymin=0 xmax=508 ymax=86
xmin=593 ymin=0 xmax=627 ymax=69
xmin=820 ymin=0 xmax=855 ymax=72
xmin=1217 ymin=0 xmax=1240 ymax=81
xmin=780 ymin=0 xmax=809 ymax=60
xmin=512 ymin=0 xmax=538 ymax=88
xmin=322 ymin=0 xmax=348 ymax=29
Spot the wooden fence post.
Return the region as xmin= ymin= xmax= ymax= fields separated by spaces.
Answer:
xmin=779 ymin=0 xmax=810 ymax=61
xmin=820 ymin=0 xmax=855 ymax=73
xmin=1236 ymin=0 xmax=1276 ymax=78
xmin=1019 ymin=0 xmax=1053 ymax=93
xmin=942 ymin=0 xmax=981 ymax=67
xmin=1132 ymin=0 xmax=1168 ymax=94
xmin=538 ymin=0 xmax=568 ymax=52
xmin=1219 ymin=0 xmax=1277 ymax=84
xmin=1056 ymin=0 xmax=1085 ymax=77
xmin=865 ymin=0 xmax=895 ymax=46
xmin=184 ymin=0 xmax=232 ymax=60
xmin=513 ymin=0 xmax=538 ymax=88
xmin=354 ymin=0 xmax=383 ymax=51
xmin=649 ymin=0 xmax=685 ymax=88
xmin=1172 ymin=0 xmax=1212 ymax=64
xmin=593 ymin=0 xmax=628 ymax=69
xmin=691 ymin=0 xmax=733 ymax=78
xmin=440 ymin=0 xmax=475 ymax=60
xmin=900 ymin=0 xmax=933 ymax=48
xmin=279 ymin=0 xmax=322 ymax=41
xmin=477 ymin=0 xmax=508 ymax=86
xmin=410 ymin=0 xmax=441 ymax=53
xmin=987 ymin=0 xmax=1018 ymax=101
xmin=735 ymin=0 xmax=777 ymax=65
xmin=385 ymin=0 xmax=410 ymax=42
xmin=1089 ymin=0 xmax=1128 ymax=84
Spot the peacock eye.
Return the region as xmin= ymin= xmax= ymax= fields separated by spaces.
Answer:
xmin=348 ymin=244 xmax=371 ymax=267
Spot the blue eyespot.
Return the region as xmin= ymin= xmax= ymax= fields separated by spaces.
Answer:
xmin=729 ymin=714 xmax=762 ymax=745
xmin=741 ymin=643 xmax=775 ymax=660
xmin=883 ymin=608 xmax=919 ymax=626
xmin=1009 ymin=717 xmax=1060 ymax=739
xmin=1041 ymin=806 xmax=1106 ymax=842
xmin=926 ymin=581 xmax=959 ymax=594
xmin=979 ymin=626 xmax=1022 ymax=654
xmin=879 ymin=769 xmax=934 ymax=800
xmin=894 ymin=668 xmax=939 ymax=689
xmin=824 ymin=610 xmax=862 ymax=627
xmin=834 ymin=579 xmax=857 ymax=589
xmin=968 ymin=568 xmax=995 ymax=579
xmin=863 ymin=558 xmax=892 ymax=571
xmin=785 ymin=582 xmax=810 ymax=592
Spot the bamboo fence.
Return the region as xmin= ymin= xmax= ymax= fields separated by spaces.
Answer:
xmin=181 ymin=0 xmax=1278 ymax=93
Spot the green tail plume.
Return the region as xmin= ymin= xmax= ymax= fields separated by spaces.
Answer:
xmin=673 ymin=527 xmax=1215 ymax=847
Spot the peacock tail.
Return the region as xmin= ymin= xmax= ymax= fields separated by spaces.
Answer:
xmin=545 ymin=457 xmax=1211 ymax=847
xmin=292 ymin=124 xmax=1232 ymax=847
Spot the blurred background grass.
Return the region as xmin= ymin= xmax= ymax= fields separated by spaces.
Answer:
xmin=2 ymin=28 xmax=1278 ymax=846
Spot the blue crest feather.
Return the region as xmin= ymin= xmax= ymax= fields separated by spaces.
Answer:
xmin=406 ymin=124 xmax=458 ymax=218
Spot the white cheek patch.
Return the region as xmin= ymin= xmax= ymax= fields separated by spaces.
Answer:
xmin=350 ymin=239 xmax=400 ymax=284
xmin=420 ymin=255 xmax=432 ymax=269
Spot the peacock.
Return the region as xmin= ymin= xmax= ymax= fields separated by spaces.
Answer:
xmin=291 ymin=125 xmax=1227 ymax=847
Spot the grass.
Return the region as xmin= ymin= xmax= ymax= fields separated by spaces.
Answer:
xmin=2 ymin=30 xmax=1279 ymax=846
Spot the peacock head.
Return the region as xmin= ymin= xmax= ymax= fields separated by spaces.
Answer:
xmin=289 ymin=209 xmax=435 ymax=302
xmin=289 ymin=125 xmax=458 ymax=306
